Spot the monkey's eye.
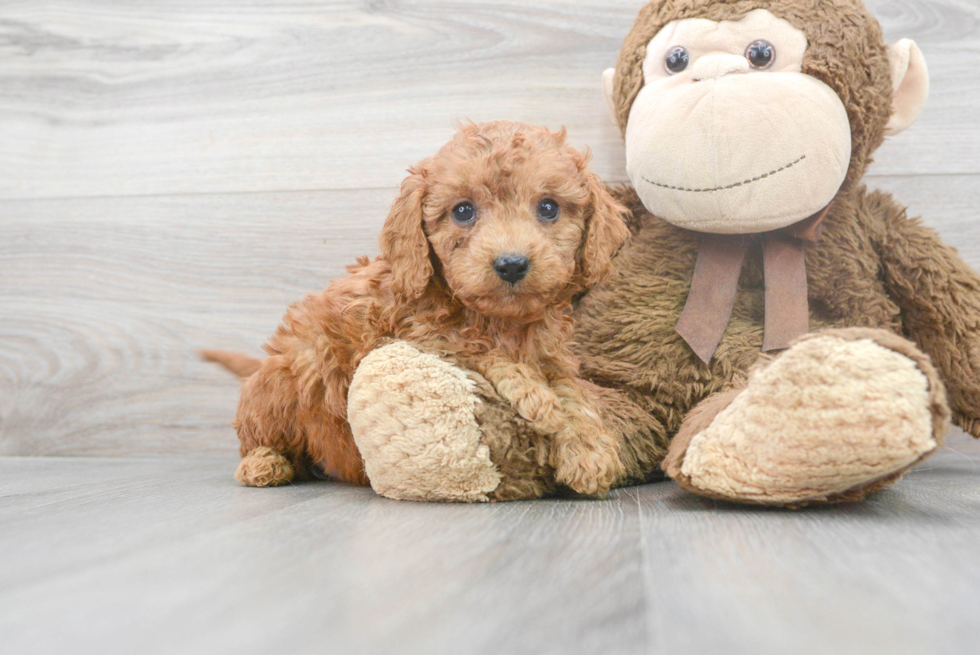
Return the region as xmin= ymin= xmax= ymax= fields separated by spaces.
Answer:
xmin=452 ymin=202 xmax=476 ymax=224
xmin=664 ymin=46 xmax=690 ymax=74
xmin=537 ymin=198 xmax=560 ymax=222
xmin=745 ymin=40 xmax=775 ymax=69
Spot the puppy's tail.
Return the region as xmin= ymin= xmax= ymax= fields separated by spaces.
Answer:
xmin=200 ymin=349 xmax=263 ymax=378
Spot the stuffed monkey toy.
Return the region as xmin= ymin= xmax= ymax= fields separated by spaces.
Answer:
xmin=347 ymin=0 xmax=980 ymax=505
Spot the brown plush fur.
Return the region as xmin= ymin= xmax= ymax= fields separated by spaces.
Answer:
xmin=557 ymin=0 xmax=980 ymax=501
xmin=572 ymin=182 xmax=980 ymax=491
xmin=224 ymin=121 xmax=632 ymax=494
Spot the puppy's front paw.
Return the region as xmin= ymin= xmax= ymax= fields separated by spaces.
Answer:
xmin=553 ymin=435 xmax=625 ymax=497
xmin=510 ymin=384 xmax=564 ymax=434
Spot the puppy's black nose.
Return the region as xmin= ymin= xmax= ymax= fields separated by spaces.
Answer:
xmin=493 ymin=254 xmax=530 ymax=285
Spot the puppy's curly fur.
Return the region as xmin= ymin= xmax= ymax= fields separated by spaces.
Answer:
xmin=206 ymin=121 xmax=631 ymax=495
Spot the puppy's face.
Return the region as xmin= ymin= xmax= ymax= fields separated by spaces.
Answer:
xmin=379 ymin=122 xmax=630 ymax=321
xmin=417 ymin=124 xmax=628 ymax=320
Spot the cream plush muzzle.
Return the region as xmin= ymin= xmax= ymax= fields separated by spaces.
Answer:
xmin=620 ymin=9 xmax=851 ymax=234
xmin=625 ymin=70 xmax=851 ymax=233
xmin=603 ymin=8 xmax=930 ymax=235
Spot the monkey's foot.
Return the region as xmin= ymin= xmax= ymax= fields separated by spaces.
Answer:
xmin=347 ymin=341 xmax=503 ymax=502
xmin=663 ymin=328 xmax=950 ymax=506
xmin=235 ymin=447 xmax=295 ymax=487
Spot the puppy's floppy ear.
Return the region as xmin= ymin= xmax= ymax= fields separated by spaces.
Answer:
xmin=379 ymin=162 xmax=433 ymax=299
xmin=578 ymin=172 xmax=631 ymax=288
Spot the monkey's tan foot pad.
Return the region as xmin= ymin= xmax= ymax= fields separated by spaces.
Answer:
xmin=236 ymin=447 xmax=295 ymax=487
xmin=347 ymin=341 xmax=502 ymax=502
xmin=672 ymin=330 xmax=950 ymax=506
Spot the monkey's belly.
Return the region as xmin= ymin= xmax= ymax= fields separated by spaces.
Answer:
xmin=573 ymin=230 xmax=845 ymax=436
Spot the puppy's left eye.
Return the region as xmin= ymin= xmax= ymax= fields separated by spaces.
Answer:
xmin=452 ymin=202 xmax=476 ymax=224
xmin=537 ymin=198 xmax=560 ymax=222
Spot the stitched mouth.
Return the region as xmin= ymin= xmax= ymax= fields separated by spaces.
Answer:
xmin=642 ymin=154 xmax=806 ymax=193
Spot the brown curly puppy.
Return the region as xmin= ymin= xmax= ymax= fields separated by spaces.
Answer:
xmin=204 ymin=121 xmax=631 ymax=495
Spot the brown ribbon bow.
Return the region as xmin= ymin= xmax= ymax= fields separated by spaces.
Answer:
xmin=675 ymin=206 xmax=832 ymax=365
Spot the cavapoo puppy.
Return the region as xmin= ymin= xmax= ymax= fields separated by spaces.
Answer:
xmin=204 ymin=121 xmax=631 ymax=496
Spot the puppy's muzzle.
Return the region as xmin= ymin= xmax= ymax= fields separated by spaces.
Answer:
xmin=493 ymin=254 xmax=530 ymax=285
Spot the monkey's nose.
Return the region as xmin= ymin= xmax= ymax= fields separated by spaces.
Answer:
xmin=691 ymin=54 xmax=750 ymax=81
xmin=493 ymin=254 xmax=530 ymax=285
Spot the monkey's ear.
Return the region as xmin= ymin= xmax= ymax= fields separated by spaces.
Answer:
xmin=379 ymin=164 xmax=433 ymax=300
xmin=602 ymin=68 xmax=619 ymax=128
xmin=885 ymin=39 xmax=929 ymax=136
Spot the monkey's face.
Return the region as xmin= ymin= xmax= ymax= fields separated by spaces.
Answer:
xmin=613 ymin=9 xmax=852 ymax=234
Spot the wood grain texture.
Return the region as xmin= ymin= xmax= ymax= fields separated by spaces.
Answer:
xmin=1 ymin=432 xmax=978 ymax=655
xmin=0 ymin=0 xmax=978 ymax=201
xmin=1 ymin=0 xmax=979 ymax=458
xmin=0 ymin=189 xmax=393 ymax=456
xmin=635 ymin=432 xmax=980 ymax=655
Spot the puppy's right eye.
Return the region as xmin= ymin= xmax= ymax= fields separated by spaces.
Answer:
xmin=537 ymin=198 xmax=560 ymax=222
xmin=452 ymin=202 xmax=476 ymax=225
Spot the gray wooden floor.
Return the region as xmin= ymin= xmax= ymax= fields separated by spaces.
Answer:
xmin=2 ymin=431 xmax=979 ymax=655
xmin=2 ymin=1 xmax=980 ymax=653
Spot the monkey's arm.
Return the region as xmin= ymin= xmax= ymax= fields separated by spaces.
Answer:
xmin=867 ymin=188 xmax=980 ymax=437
